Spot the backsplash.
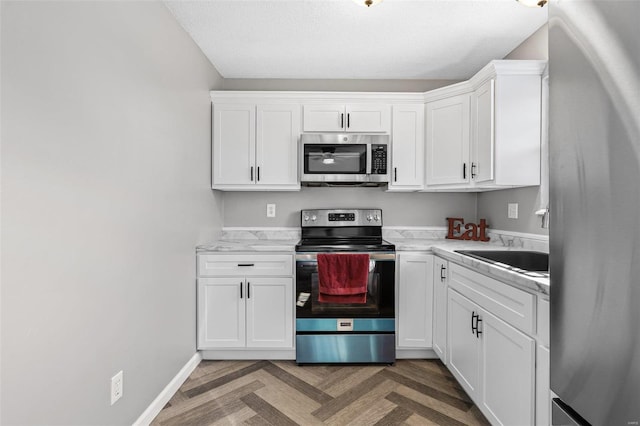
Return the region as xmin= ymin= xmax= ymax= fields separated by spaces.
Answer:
xmin=485 ymin=230 xmax=549 ymax=252
xmin=221 ymin=227 xmax=301 ymax=240
xmin=219 ymin=226 xmax=549 ymax=252
xmin=383 ymin=227 xmax=448 ymax=240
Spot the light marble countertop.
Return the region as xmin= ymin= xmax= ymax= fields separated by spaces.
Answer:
xmin=197 ymin=233 xmax=549 ymax=297
xmin=196 ymin=239 xmax=299 ymax=253
xmin=387 ymin=237 xmax=550 ymax=298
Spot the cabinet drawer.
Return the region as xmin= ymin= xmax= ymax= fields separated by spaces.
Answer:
xmin=198 ymin=254 xmax=293 ymax=277
xmin=449 ymin=263 xmax=535 ymax=335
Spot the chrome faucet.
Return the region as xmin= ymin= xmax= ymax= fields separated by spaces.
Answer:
xmin=541 ymin=206 xmax=550 ymax=229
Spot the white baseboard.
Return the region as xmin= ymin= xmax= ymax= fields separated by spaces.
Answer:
xmin=396 ymin=348 xmax=438 ymax=359
xmin=200 ymin=349 xmax=295 ymax=360
xmin=133 ymin=352 xmax=202 ymax=426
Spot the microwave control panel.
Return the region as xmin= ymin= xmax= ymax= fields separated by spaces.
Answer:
xmin=371 ymin=144 xmax=387 ymax=175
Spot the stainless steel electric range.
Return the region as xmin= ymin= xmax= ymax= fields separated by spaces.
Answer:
xmin=294 ymin=209 xmax=396 ymax=364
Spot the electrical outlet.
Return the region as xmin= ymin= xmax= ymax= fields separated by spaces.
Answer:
xmin=111 ymin=370 xmax=123 ymax=405
xmin=266 ymin=203 xmax=276 ymax=218
xmin=508 ymin=203 xmax=519 ymax=219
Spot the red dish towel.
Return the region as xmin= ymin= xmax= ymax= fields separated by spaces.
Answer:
xmin=317 ymin=253 xmax=369 ymax=304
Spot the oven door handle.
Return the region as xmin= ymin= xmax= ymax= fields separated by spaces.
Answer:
xmin=295 ymin=253 xmax=396 ymax=261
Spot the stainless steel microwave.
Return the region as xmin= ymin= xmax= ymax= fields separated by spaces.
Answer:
xmin=299 ymin=134 xmax=390 ymax=186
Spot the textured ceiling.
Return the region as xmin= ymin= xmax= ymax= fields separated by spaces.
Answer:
xmin=164 ymin=0 xmax=547 ymax=80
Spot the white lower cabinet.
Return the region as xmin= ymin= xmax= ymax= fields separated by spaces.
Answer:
xmin=199 ymin=277 xmax=246 ymax=348
xmin=448 ymin=289 xmax=481 ymax=397
xmin=198 ymin=277 xmax=293 ymax=349
xmin=480 ymin=306 xmax=535 ymax=426
xmin=445 ymin=261 xmax=546 ymax=426
xmin=397 ymin=253 xmax=434 ymax=349
xmin=448 ymin=288 xmax=535 ymax=425
xmin=432 ymin=256 xmax=449 ymax=362
xmin=197 ymin=253 xmax=294 ymax=355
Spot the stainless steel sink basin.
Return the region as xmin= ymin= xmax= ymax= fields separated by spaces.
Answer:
xmin=455 ymin=250 xmax=549 ymax=272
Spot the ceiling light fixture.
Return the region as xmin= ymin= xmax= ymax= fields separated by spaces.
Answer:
xmin=516 ymin=0 xmax=547 ymax=7
xmin=353 ymin=0 xmax=383 ymax=7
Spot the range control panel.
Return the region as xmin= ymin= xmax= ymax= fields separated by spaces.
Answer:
xmin=328 ymin=213 xmax=355 ymax=222
xmin=301 ymin=209 xmax=382 ymax=227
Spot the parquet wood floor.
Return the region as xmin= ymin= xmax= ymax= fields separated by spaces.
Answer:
xmin=151 ymin=359 xmax=490 ymax=426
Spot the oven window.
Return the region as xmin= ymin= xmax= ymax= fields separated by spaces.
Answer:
xmin=304 ymin=144 xmax=366 ymax=174
xmin=296 ymin=258 xmax=395 ymax=318
xmin=311 ymin=272 xmax=379 ymax=314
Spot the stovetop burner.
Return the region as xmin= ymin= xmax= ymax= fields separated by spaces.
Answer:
xmin=295 ymin=240 xmax=396 ymax=253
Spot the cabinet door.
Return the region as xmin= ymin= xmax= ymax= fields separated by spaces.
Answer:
xmin=480 ymin=309 xmax=535 ymax=426
xmin=198 ymin=277 xmax=246 ymax=349
xmin=246 ymin=277 xmax=293 ymax=348
xmin=346 ymin=104 xmax=390 ymax=132
xmin=303 ymin=104 xmax=345 ymax=132
xmin=425 ymin=94 xmax=470 ymax=185
xmin=432 ymin=257 xmax=448 ymax=362
xmin=447 ymin=289 xmax=481 ymax=400
xmin=256 ymin=104 xmax=300 ymax=187
xmin=212 ymin=104 xmax=256 ymax=186
xmin=536 ymin=344 xmax=551 ymax=426
xmin=397 ymin=254 xmax=433 ymax=348
xmin=389 ymin=104 xmax=424 ymax=190
xmin=471 ymin=79 xmax=495 ymax=183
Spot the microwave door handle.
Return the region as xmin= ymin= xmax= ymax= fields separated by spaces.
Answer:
xmin=366 ymin=144 xmax=372 ymax=175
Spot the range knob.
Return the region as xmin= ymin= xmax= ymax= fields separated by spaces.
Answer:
xmin=311 ymin=215 xmax=317 ymax=222
xmin=374 ymin=214 xmax=380 ymax=221
xmin=304 ymin=215 xmax=310 ymax=221
xmin=366 ymin=215 xmax=373 ymax=222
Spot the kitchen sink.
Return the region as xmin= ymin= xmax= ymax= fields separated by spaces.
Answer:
xmin=455 ymin=250 xmax=549 ymax=272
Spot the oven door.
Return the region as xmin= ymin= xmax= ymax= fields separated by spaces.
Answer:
xmin=295 ymin=251 xmax=396 ymax=363
xmin=295 ymin=252 xmax=395 ymax=319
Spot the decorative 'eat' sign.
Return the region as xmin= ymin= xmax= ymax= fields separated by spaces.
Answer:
xmin=446 ymin=218 xmax=490 ymax=242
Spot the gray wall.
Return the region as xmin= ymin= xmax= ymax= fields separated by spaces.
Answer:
xmin=223 ymin=79 xmax=460 ymax=92
xmin=476 ymin=186 xmax=544 ymax=234
xmin=1 ymin=2 xmax=223 ymax=425
xmin=476 ymin=24 xmax=549 ymax=235
xmin=224 ymin=188 xmax=477 ymax=227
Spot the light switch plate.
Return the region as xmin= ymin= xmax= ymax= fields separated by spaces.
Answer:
xmin=508 ymin=203 xmax=519 ymax=219
xmin=266 ymin=203 xmax=276 ymax=218
xmin=111 ymin=370 xmax=123 ymax=405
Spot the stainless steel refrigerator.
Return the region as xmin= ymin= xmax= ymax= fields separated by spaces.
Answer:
xmin=549 ymin=1 xmax=640 ymax=425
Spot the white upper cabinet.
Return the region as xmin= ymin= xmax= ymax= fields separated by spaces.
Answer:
xmin=471 ymin=80 xmax=494 ymax=183
xmin=212 ymin=101 xmax=300 ymax=191
xmin=210 ymin=62 xmax=544 ymax=193
xmin=425 ymin=93 xmax=471 ymax=186
xmin=212 ymin=104 xmax=255 ymax=187
xmin=389 ymin=104 xmax=425 ymax=191
xmin=256 ymin=104 xmax=300 ymax=187
xmin=303 ymin=103 xmax=390 ymax=133
xmin=471 ymin=70 xmax=543 ymax=188
xmin=424 ymin=60 xmax=546 ymax=191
